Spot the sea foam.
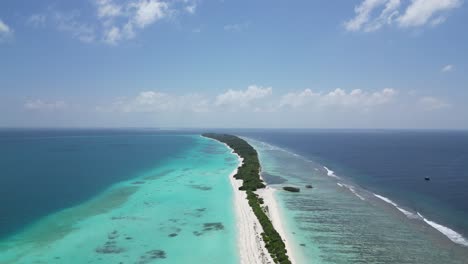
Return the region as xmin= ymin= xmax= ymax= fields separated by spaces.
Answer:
xmin=323 ymin=166 xmax=340 ymax=179
xmin=337 ymin=183 xmax=365 ymax=200
xmin=417 ymin=212 xmax=468 ymax=247
xmin=373 ymin=194 xmax=418 ymax=219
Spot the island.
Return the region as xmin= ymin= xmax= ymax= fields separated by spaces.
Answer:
xmin=203 ymin=133 xmax=292 ymax=264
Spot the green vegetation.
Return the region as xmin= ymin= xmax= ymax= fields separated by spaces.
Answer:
xmin=202 ymin=133 xmax=292 ymax=264
xmin=203 ymin=133 xmax=265 ymax=191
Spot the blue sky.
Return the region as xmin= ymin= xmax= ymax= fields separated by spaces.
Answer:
xmin=0 ymin=0 xmax=467 ymax=128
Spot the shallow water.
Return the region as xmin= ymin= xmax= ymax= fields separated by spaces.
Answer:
xmin=0 ymin=135 xmax=239 ymax=264
xmin=247 ymin=138 xmax=468 ymax=264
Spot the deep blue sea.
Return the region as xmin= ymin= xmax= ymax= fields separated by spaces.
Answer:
xmin=236 ymin=129 xmax=468 ymax=263
xmin=0 ymin=129 xmax=195 ymax=238
xmin=239 ymin=130 xmax=468 ymax=236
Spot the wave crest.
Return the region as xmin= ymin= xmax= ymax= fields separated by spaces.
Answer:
xmin=373 ymin=194 xmax=418 ymax=219
xmin=323 ymin=166 xmax=340 ymax=179
xmin=337 ymin=183 xmax=365 ymax=200
xmin=417 ymin=212 xmax=468 ymax=247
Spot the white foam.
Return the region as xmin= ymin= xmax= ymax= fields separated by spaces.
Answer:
xmin=373 ymin=194 xmax=418 ymax=219
xmin=323 ymin=166 xmax=339 ymax=179
xmin=337 ymin=183 xmax=365 ymax=200
xmin=345 ymin=185 xmax=366 ymax=201
xmin=417 ymin=212 xmax=468 ymax=247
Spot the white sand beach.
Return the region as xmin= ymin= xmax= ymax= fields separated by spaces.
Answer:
xmin=225 ymin=143 xmax=298 ymax=264
xmin=256 ymin=186 xmax=299 ymax=264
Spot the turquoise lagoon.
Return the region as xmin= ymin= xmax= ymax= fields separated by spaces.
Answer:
xmin=0 ymin=133 xmax=239 ymax=264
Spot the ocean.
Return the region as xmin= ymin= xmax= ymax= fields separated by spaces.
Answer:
xmin=238 ymin=129 xmax=468 ymax=263
xmin=2 ymin=128 xmax=468 ymax=264
xmin=0 ymin=129 xmax=239 ymax=263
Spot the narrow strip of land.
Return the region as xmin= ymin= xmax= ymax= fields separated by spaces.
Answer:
xmin=203 ymin=133 xmax=292 ymax=264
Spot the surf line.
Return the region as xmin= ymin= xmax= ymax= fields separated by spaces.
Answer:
xmin=373 ymin=192 xmax=468 ymax=247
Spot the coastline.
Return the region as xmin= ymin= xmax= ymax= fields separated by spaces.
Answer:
xmin=207 ymin=134 xmax=297 ymax=264
xmin=225 ymin=145 xmax=274 ymax=264
xmin=256 ymin=186 xmax=299 ymax=264
xmin=241 ymin=137 xmax=300 ymax=263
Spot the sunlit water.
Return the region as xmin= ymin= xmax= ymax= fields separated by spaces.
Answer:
xmin=0 ymin=132 xmax=239 ymax=264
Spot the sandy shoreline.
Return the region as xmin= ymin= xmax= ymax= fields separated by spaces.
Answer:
xmin=226 ymin=145 xmax=274 ymax=264
xmin=223 ymin=142 xmax=298 ymax=264
xmin=256 ymin=186 xmax=298 ymax=264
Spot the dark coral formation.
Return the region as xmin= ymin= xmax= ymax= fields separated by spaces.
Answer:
xmin=144 ymin=169 xmax=175 ymax=180
xmin=132 ymin=181 xmax=146 ymax=185
xmin=283 ymin=186 xmax=300 ymax=192
xmin=184 ymin=208 xmax=207 ymax=218
xmin=203 ymin=222 xmax=224 ymax=231
xmin=193 ymin=222 xmax=225 ymax=236
xmin=137 ymin=250 xmax=167 ymax=264
xmin=95 ymin=230 xmax=125 ymax=254
xmin=188 ymin=184 xmax=212 ymax=191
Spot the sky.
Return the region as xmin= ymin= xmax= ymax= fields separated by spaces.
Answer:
xmin=0 ymin=0 xmax=467 ymax=129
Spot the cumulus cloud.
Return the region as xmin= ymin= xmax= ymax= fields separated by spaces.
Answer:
xmin=345 ymin=0 xmax=462 ymax=32
xmin=96 ymin=86 xmax=403 ymax=114
xmin=131 ymin=0 xmax=169 ymax=28
xmin=418 ymin=96 xmax=451 ymax=110
xmin=96 ymin=0 xmax=170 ymax=44
xmin=215 ymin=85 xmax=272 ymax=109
xmin=29 ymin=0 xmax=196 ymax=45
xmin=24 ymin=100 xmax=67 ymax=111
xmin=280 ymin=88 xmax=397 ymax=109
xmin=96 ymin=0 xmax=122 ymax=18
xmin=0 ymin=19 xmax=13 ymax=41
xmin=398 ymin=0 xmax=462 ymax=27
xmin=441 ymin=64 xmax=454 ymax=72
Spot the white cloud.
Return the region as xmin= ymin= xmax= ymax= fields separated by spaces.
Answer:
xmin=345 ymin=0 xmax=463 ymax=32
xmin=96 ymin=0 xmax=170 ymax=44
xmin=31 ymin=0 xmax=195 ymax=45
xmin=280 ymin=89 xmax=321 ymax=108
xmin=54 ymin=11 xmax=96 ymax=43
xmin=224 ymin=22 xmax=249 ymax=32
xmin=28 ymin=14 xmax=47 ymax=27
xmin=104 ymin=26 xmax=122 ymax=44
xmin=441 ymin=64 xmax=455 ymax=72
xmin=99 ymin=91 xmax=209 ymax=113
xmin=398 ymin=0 xmax=462 ymax=27
xmin=24 ymin=100 xmax=67 ymax=111
xmin=418 ymin=96 xmax=451 ymax=110
xmin=0 ymin=19 xmax=13 ymax=40
xmin=215 ymin=85 xmax=272 ymax=109
xmin=94 ymin=86 xmax=455 ymax=120
xmin=95 ymin=0 xmax=122 ymax=18
xmin=344 ymin=0 xmax=389 ymax=32
xmin=280 ymin=88 xmax=397 ymax=109
xmin=131 ymin=0 xmax=169 ymax=28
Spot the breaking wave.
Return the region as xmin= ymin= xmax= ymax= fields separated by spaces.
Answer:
xmin=373 ymin=194 xmax=418 ymax=219
xmin=417 ymin=212 xmax=468 ymax=247
xmin=323 ymin=166 xmax=340 ymax=179
xmin=337 ymin=183 xmax=365 ymax=200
